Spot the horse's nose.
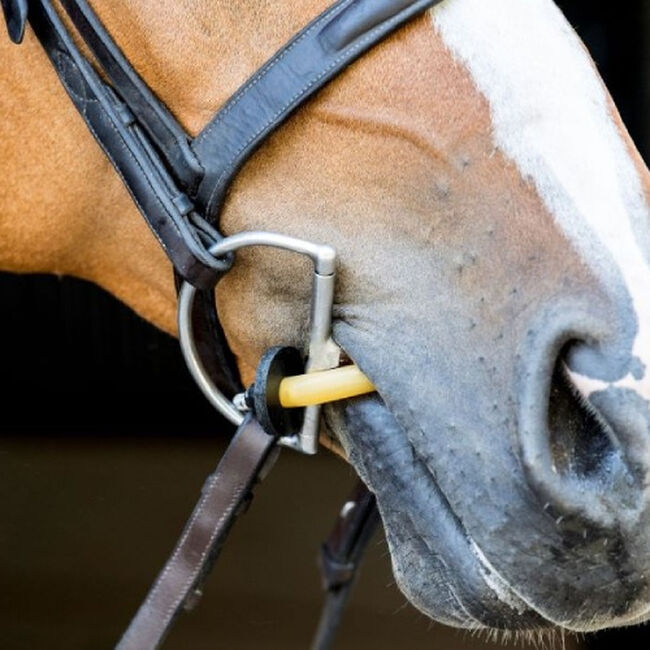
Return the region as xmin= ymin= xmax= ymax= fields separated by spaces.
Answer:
xmin=518 ymin=310 xmax=647 ymax=530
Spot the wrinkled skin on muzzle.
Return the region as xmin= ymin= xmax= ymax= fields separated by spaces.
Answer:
xmin=317 ymin=101 xmax=650 ymax=630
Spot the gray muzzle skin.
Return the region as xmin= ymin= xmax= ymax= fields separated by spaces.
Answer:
xmin=325 ymin=282 xmax=650 ymax=632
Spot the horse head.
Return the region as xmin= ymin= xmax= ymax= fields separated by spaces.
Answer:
xmin=2 ymin=0 xmax=650 ymax=635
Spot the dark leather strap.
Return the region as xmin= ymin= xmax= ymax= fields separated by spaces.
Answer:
xmin=116 ymin=415 xmax=279 ymax=650
xmin=173 ymin=271 xmax=242 ymax=397
xmin=26 ymin=0 xmax=229 ymax=288
xmin=311 ymin=481 xmax=380 ymax=650
xmin=1 ymin=0 xmax=26 ymax=43
xmin=19 ymin=0 xmax=241 ymax=399
xmin=58 ymin=0 xmax=204 ymax=194
xmin=193 ymin=0 xmax=443 ymax=222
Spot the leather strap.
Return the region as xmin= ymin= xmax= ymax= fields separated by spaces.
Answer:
xmin=173 ymin=271 xmax=242 ymax=397
xmin=193 ymin=0 xmax=443 ymax=222
xmin=26 ymin=0 xmax=229 ymax=288
xmin=116 ymin=415 xmax=279 ymax=650
xmin=58 ymin=0 xmax=204 ymax=194
xmin=3 ymin=3 xmax=426 ymax=645
xmin=311 ymin=481 xmax=380 ymax=650
xmin=8 ymin=0 xmax=443 ymax=395
xmin=1 ymin=0 xmax=26 ymax=43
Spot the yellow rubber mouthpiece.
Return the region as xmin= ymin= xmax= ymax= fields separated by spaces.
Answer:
xmin=279 ymin=364 xmax=375 ymax=408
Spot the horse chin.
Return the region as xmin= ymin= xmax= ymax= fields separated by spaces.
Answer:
xmin=326 ymin=395 xmax=547 ymax=631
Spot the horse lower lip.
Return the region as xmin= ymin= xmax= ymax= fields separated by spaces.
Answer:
xmin=336 ymin=394 xmax=545 ymax=630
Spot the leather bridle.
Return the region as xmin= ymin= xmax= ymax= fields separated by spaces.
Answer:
xmin=2 ymin=1 xmax=442 ymax=647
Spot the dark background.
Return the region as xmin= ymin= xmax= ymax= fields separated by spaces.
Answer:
xmin=2 ymin=1 xmax=650 ymax=648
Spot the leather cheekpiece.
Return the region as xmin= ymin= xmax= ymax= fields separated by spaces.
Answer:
xmin=27 ymin=0 xmax=230 ymax=289
xmin=1 ymin=0 xmax=27 ymax=43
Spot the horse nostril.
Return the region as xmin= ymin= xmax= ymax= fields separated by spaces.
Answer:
xmin=520 ymin=341 xmax=641 ymax=527
xmin=547 ymin=353 xmax=618 ymax=480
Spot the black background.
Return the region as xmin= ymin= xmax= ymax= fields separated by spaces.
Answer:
xmin=2 ymin=1 xmax=650 ymax=648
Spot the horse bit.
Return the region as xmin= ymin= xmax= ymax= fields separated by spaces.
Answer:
xmin=2 ymin=1 xmax=443 ymax=647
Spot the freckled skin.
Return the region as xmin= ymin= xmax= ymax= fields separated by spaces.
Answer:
xmin=2 ymin=0 xmax=650 ymax=634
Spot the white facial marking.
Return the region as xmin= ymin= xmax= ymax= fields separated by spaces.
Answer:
xmin=431 ymin=0 xmax=650 ymax=400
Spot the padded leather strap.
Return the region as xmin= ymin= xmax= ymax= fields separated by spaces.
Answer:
xmin=116 ymin=415 xmax=279 ymax=650
xmin=26 ymin=0 xmax=229 ymax=288
xmin=1 ymin=0 xmax=27 ymax=43
xmin=58 ymin=0 xmax=204 ymax=194
xmin=193 ymin=0 xmax=443 ymax=222
xmin=3 ymin=3 xmax=414 ymax=646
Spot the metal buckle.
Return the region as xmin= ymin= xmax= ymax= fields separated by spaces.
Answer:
xmin=177 ymin=231 xmax=342 ymax=455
